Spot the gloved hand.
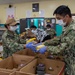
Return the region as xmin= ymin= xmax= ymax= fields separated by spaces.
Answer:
xmin=26 ymin=42 xmax=36 ymax=52
xmin=39 ymin=46 xmax=47 ymax=54
xmin=26 ymin=42 xmax=33 ymax=48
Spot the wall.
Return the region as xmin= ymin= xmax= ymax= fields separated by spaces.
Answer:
xmin=0 ymin=0 xmax=75 ymax=23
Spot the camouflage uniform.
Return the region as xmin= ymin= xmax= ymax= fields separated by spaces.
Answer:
xmin=2 ymin=30 xmax=26 ymax=58
xmin=46 ymin=28 xmax=56 ymax=38
xmin=44 ymin=20 xmax=75 ymax=75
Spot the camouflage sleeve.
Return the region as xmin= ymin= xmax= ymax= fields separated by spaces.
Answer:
xmin=47 ymin=43 xmax=68 ymax=54
xmin=17 ymin=34 xmax=26 ymax=44
xmin=4 ymin=37 xmax=24 ymax=52
xmin=47 ymin=29 xmax=75 ymax=54
xmin=44 ymin=36 xmax=61 ymax=46
xmin=50 ymin=29 xmax=56 ymax=38
xmin=19 ymin=37 xmax=26 ymax=44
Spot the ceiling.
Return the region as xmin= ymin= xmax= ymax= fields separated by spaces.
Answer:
xmin=0 ymin=0 xmax=46 ymax=5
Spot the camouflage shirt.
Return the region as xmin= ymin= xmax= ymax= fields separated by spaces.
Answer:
xmin=2 ymin=30 xmax=26 ymax=58
xmin=44 ymin=20 xmax=75 ymax=75
xmin=46 ymin=28 xmax=56 ymax=38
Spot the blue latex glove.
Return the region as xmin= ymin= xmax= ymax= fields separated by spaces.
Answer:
xmin=26 ymin=42 xmax=33 ymax=48
xmin=26 ymin=42 xmax=36 ymax=52
xmin=34 ymin=43 xmax=42 ymax=46
xmin=39 ymin=46 xmax=47 ymax=54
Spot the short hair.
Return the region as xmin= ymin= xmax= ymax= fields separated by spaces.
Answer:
xmin=46 ymin=24 xmax=51 ymax=28
xmin=53 ymin=5 xmax=72 ymax=17
xmin=4 ymin=24 xmax=9 ymax=29
xmin=30 ymin=25 xmax=37 ymax=28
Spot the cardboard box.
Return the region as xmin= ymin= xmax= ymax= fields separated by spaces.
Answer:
xmin=15 ymin=48 xmax=49 ymax=59
xmin=20 ymin=58 xmax=65 ymax=75
xmin=0 ymin=54 xmax=35 ymax=71
xmin=0 ymin=71 xmax=11 ymax=75
xmin=0 ymin=68 xmax=13 ymax=73
xmin=0 ymin=71 xmax=34 ymax=75
xmin=10 ymin=71 xmax=35 ymax=75
xmin=15 ymin=49 xmax=35 ymax=56
xmin=0 ymin=69 xmax=12 ymax=75
xmin=15 ymin=49 xmax=64 ymax=61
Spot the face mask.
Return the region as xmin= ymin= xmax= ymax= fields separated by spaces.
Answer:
xmin=47 ymin=28 xmax=50 ymax=30
xmin=31 ymin=30 xmax=37 ymax=34
xmin=10 ymin=26 xmax=17 ymax=32
xmin=57 ymin=20 xmax=66 ymax=26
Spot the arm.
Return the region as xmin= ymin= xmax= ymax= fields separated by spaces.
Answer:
xmin=3 ymin=37 xmax=25 ymax=53
xmin=44 ymin=36 xmax=61 ymax=46
xmin=17 ymin=34 xmax=26 ymax=44
xmin=19 ymin=37 xmax=26 ymax=44
xmin=47 ymin=29 xmax=75 ymax=54
xmin=50 ymin=29 xmax=56 ymax=38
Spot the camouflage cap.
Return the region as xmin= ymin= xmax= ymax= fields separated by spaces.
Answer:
xmin=5 ymin=18 xmax=17 ymax=26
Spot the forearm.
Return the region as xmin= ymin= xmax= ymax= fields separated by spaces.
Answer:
xmin=47 ymin=43 xmax=68 ymax=54
xmin=4 ymin=38 xmax=25 ymax=52
xmin=44 ymin=37 xmax=61 ymax=46
xmin=19 ymin=38 xmax=26 ymax=44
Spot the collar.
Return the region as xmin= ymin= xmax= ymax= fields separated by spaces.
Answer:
xmin=7 ymin=30 xmax=16 ymax=37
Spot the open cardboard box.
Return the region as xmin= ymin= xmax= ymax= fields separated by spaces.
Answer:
xmin=0 ymin=71 xmax=34 ymax=75
xmin=15 ymin=49 xmax=64 ymax=61
xmin=10 ymin=71 xmax=35 ymax=75
xmin=15 ymin=48 xmax=49 ymax=59
xmin=0 ymin=54 xmax=35 ymax=72
xmin=15 ymin=49 xmax=35 ymax=56
xmin=0 ymin=68 xmax=13 ymax=75
xmin=20 ymin=58 xmax=65 ymax=75
xmin=0 ymin=71 xmax=11 ymax=75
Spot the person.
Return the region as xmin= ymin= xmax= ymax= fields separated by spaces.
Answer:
xmin=44 ymin=5 xmax=75 ymax=75
xmin=2 ymin=18 xmax=26 ymax=58
xmin=46 ymin=24 xmax=56 ymax=38
xmin=27 ymin=5 xmax=75 ymax=75
xmin=30 ymin=25 xmax=47 ymax=42
xmin=26 ymin=29 xmax=36 ymax=38
xmin=42 ymin=24 xmax=56 ymax=42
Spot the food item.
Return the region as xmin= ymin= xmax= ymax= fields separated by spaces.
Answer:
xmin=36 ymin=45 xmax=45 ymax=50
xmin=20 ymin=32 xmax=26 ymax=37
xmin=26 ymin=38 xmax=36 ymax=43
xmin=0 ymin=58 xmax=2 ymax=61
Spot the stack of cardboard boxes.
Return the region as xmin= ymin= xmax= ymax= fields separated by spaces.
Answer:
xmin=0 ymin=48 xmax=65 ymax=75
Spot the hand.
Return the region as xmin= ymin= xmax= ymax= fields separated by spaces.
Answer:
xmin=26 ymin=42 xmax=36 ymax=52
xmin=39 ymin=46 xmax=47 ymax=54
xmin=24 ymin=45 xmax=26 ymax=49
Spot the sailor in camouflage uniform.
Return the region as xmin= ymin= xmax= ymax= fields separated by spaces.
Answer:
xmin=2 ymin=18 xmax=26 ymax=58
xmin=44 ymin=5 xmax=75 ymax=75
xmin=45 ymin=24 xmax=56 ymax=38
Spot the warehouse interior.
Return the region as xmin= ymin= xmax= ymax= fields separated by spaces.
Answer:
xmin=0 ymin=0 xmax=74 ymax=75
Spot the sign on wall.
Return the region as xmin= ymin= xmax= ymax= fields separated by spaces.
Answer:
xmin=6 ymin=7 xmax=15 ymax=19
xmin=32 ymin=3 xmax=39 ymax=12
xmin=26 ymin=10 xmax=31 ymax=18
xmin=39 ymin=10 xmax=45 ymax=17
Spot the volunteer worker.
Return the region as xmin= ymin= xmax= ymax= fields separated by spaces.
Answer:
xmin=2 ymin=18 xmax=26 ymax=58
xmin=30 ymin=25 xmax=47 ymax=42
xmin=44 ymin=5 xmax=75 ymax=75
xmin=26 ymin=5 xmax=75 ymax=75
xmin=46 ymin=24 xmax=56 ymax=38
